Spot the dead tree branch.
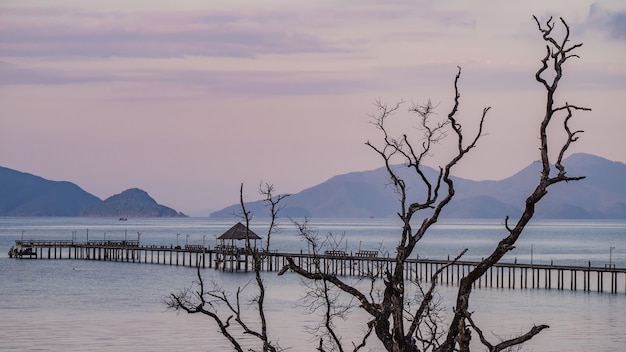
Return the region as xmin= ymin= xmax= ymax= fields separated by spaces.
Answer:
xmin=168 ymin=184 xmax=288 ymax=352
xmin=436 ymin=16 xmax=589 ymax=352
xmin=466 ymin=313 xmax=549 ymax=352
xmin=172 ymin=15 xmax=588 ymax=352
xmin=291 ymin=219 xmax=373 ymax=352
xmin=283 ymin=16 xmax=588 ymax=352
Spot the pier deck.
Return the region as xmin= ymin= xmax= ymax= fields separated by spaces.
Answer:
xmin=10 ymin=239 xmax=626 ymax=294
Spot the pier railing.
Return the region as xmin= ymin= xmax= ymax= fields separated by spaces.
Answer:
xmin=9 ymin=239 xmax=626 ymax=294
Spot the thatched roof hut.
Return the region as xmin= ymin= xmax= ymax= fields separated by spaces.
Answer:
xmin=217 ymin=222 xmax=260 ymax=249
xmin=218 ymin=222 xmax=261 ymax=240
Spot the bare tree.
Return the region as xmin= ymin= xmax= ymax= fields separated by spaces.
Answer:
xmin=436 ymin=16 xmax=590 ymax=352
xmin=288 ymin=219 xmax=374 ymax=352
xmin=169 ymin=16 xmax=589 ymax=352
xmin=167 ymin=183 xmax=288 ymax=352
xmin=280 ymin=16 xmax=589 ymax=352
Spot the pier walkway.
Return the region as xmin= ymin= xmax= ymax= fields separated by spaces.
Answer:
xmin=9 ymin=239 xmax=626 ymax=295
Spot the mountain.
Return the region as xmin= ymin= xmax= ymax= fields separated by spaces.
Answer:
xmin=210 ymin=153 xmax=626 ymax=219
xmin=4 ymin=153 xmax=624 ymax=219
xmin=0 ymin=166 xmax=101 ymax=216
xmin=81 ymin=188 xmax=186 ymax=218
xmin=0 ymin=167 xmax=186 ymax=217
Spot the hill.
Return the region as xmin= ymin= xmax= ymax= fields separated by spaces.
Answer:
xmin=210 ymin=153 xmax=626 ymax=219
xmin=0 ymin=167 xmax=186 ymax=217
xmin=0 ymin=166 xmax=101 ymax=216
xmin=81 ymin=188 xmax=186 ymax=218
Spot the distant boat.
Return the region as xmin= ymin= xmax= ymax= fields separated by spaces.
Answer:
xmin=119 ymin=217 xmax=127 ymax=221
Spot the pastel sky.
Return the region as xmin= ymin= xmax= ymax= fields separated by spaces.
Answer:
xmin=1 ymin=1 xmax=625 ymax=216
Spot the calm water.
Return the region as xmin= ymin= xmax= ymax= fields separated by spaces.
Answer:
xmin=1 ymin=217 xmax=625 ymax=351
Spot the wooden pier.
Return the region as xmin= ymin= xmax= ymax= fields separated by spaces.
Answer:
xmin=10 ymin=239 xmax=626 ymax=295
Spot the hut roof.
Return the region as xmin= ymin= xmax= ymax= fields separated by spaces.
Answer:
xmin=217 ymin=222 xmax=261 ymax=240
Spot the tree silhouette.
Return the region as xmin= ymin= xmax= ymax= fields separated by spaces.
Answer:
xmin=170 ymin=16 xmax=589 ymax=352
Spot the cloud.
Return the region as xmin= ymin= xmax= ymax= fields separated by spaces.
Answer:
xmin=0 ymin=2 xmax=479 ymax=60
xmin=0 ymin=7 xmax=339 ymax=58
xmin=0 ymin=61 xmax=120 ymax=85
xmin=587 ymin=4 xmax=626 ymax=41
xmin=3 ymin=2 xmax=618 ymax=96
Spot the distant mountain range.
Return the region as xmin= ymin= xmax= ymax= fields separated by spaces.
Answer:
xmin=0 ymin=166 xmax=186 ymax=217
xmin=2 ymin=153 xmax=625 ymax=219
xmin=210 ymin=153 xmax=626 ymax=219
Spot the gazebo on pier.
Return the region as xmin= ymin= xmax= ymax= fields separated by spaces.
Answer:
xmin=214 ymin=222 xmax=261 ymax=271
xmin=217 ymin=222 xmax=261 ymax=250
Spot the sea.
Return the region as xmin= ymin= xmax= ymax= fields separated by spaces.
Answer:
xmin=1 ymin=217 xmax=625 ymax=351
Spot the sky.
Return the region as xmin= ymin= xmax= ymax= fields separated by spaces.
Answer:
xmin=1 ymin=0 xmax=625 ymax=216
